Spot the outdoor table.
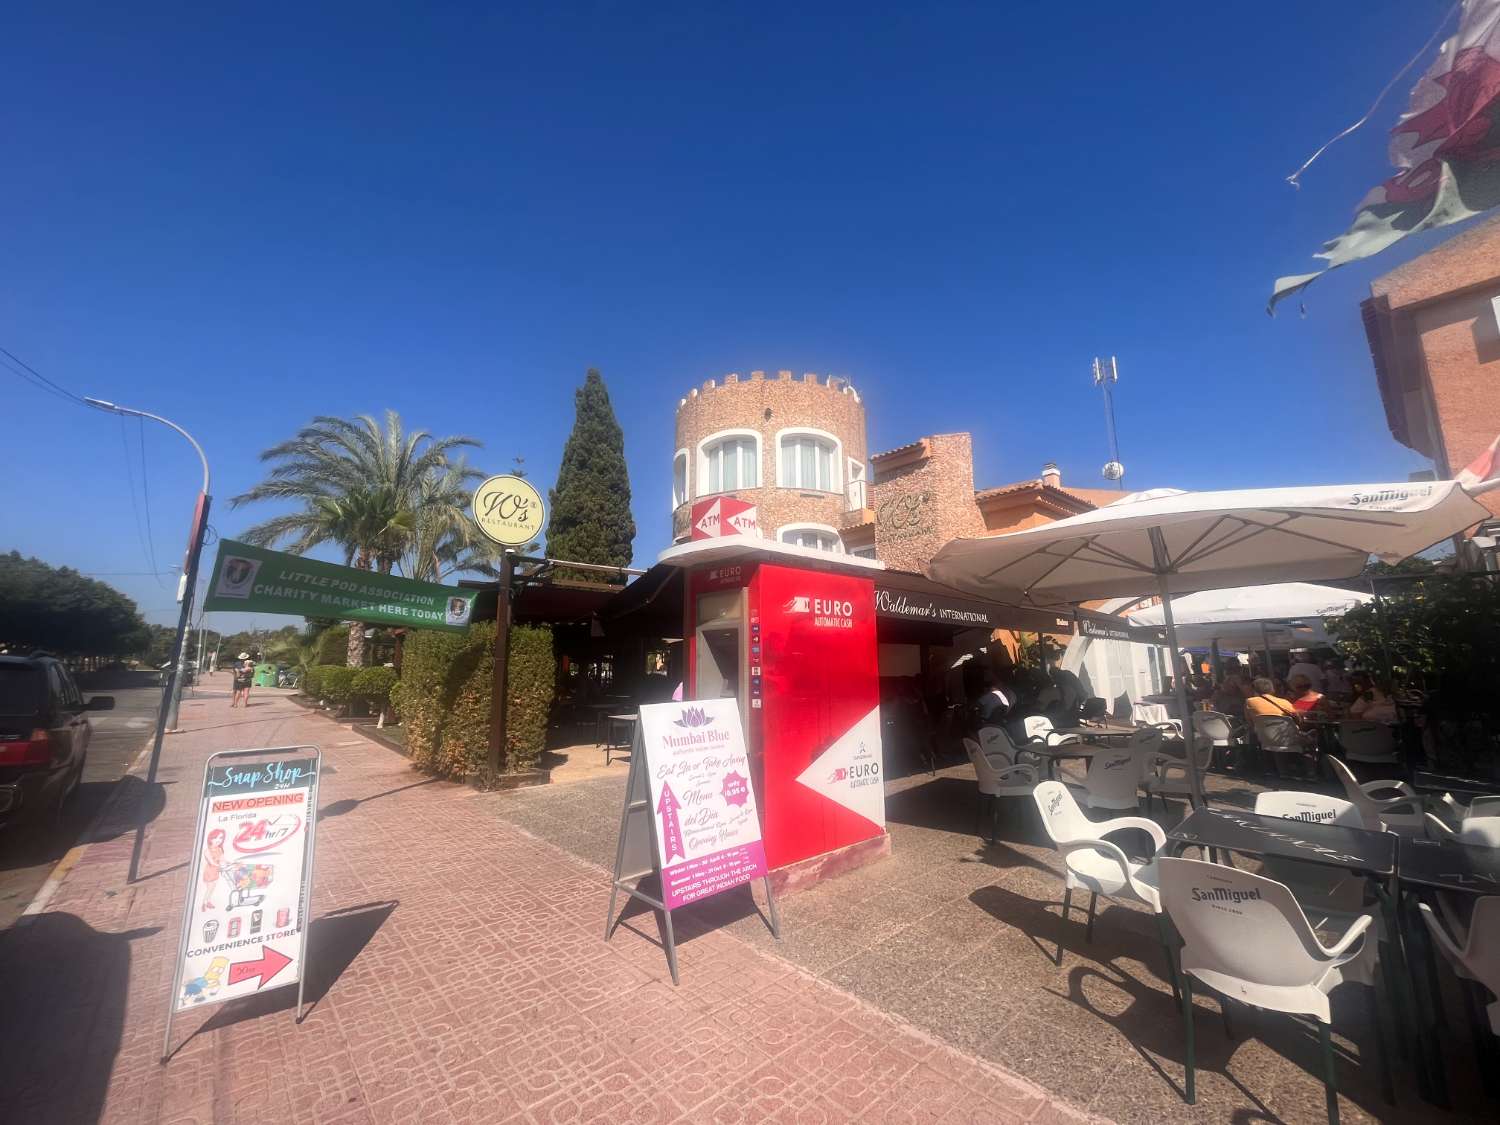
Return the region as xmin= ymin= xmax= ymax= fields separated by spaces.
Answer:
xmin=1411 ymin=770 xmax=1499 ymax=801
xmin=1395 ymin=836 xmax=1500 ymax=1106
xmin=583 ymin=702 xmax=616 ymax=746
xmin=604 ymin=713 xmax=637 ymax=765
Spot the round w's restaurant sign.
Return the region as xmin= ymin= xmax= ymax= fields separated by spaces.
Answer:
xmin=473 ymin=474 xmax=546 ymax=547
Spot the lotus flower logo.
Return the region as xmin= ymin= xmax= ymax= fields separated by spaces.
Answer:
xmin=673 ymin=706 xmax=712 ymax=729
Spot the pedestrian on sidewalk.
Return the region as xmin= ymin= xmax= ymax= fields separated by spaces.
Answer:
xmin=231 ymin=653 xmax=254 ymax=707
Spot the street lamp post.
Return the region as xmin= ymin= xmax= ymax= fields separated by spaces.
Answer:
xmin=85 ymin=398 xmax=210 ymax=882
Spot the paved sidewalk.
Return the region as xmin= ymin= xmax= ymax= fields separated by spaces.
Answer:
xmin=0 ymin=677 xmax=1096 ymax=1125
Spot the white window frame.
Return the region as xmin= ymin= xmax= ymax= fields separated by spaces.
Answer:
xmin=696 ymin=428 xmax=762 ymax=497
xmin=672 ymin=448 xmax=689 ymax=509
xmin=775 ymin=427 xmax=843 ymax=493
xmin=848 ymin=543 xmax=878 ymax=560
xmin=778 ymin=522 xmax=844 ymax=553
xmin=846 ymin=456 xmax=867 ymax=510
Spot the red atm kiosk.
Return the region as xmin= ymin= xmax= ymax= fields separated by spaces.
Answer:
xmin=675 ymin=541 xmax=887 ymax=875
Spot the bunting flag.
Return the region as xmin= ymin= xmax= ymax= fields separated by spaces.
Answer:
xmin=1270 ymin=0 xmax=1500 ymax=312
xmin=1457 ymin=432 xmax=1500 ymax=487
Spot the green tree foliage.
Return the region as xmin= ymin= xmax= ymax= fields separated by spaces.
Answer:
xmin=400 ymin=622 xmax=554 ymax=779
xmin=0 ymin=551 xmax=151 ymax=656
xmin=352 ymin=666 xmax=399 ymax=711
xmin=545 ymin=370 xmax=635 ymax=573
xmin=230 ymin=411 xmax=481 ymax=665
xmin=1330 ymin=576 xmax=1500 ymax=718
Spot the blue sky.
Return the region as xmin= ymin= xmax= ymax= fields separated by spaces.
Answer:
xmin=1 ymin=2 xmax=1468 ymax=629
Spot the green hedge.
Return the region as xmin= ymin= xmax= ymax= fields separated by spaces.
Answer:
xmin=301 ymin=665 xmax=326 ymax=700
xmin=400 ymin=622 xmax=554 ymax=780
xmin=319 ymin=666 xmax=358 ymax=706
xmin=353 ymin=666 xmax=399 ymax=709
xmin=316 ymin=628 xmax=348 ymax=666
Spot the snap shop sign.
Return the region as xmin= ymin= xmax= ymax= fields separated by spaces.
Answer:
xmin=473 ymin=474 xmax=546 ymax=547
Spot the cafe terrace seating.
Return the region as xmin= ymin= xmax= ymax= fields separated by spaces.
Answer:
xmin=1337 ymin=719 xmax=1399 ymax=767
xmin=962 ymin=736 xmax=1039 ymax=843
xmin=1328 ymin=756 xmax=1425 ymax=836
xmin=1159 ymin=857 xmax=1387 ymax=1125
xmin=1252 ymin=791 xmax=1369 ymax=919
xmin=1031 ymin=780 xmax=1180 ymax=999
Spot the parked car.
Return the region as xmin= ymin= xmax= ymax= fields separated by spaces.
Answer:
xmin=0 ymin=654 xmax=113 ymax=830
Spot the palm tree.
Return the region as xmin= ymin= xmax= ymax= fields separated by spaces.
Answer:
xmin=231 ymin=411 xmax=480 ymax=665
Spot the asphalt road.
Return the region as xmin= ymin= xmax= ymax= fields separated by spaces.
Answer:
xmin=0 ymin=682 xmax=163 ymax=929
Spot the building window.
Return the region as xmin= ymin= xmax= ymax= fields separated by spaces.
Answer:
xmin=778 ymin=432 xmax=839 ymax=492
xmin=779 ymin=524 xmax=842 ymax=552
xmin=698 ymin=431 xmax=760 ymax=495
xmin=672 ymin=450 xmax=689 ymax=509
xmin=849 ymin=544 xmax=877 ymax=560
xmin=847 ymin=457 xmax=867 ymax=510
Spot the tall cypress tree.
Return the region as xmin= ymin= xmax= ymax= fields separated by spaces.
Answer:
xmin=545 ymin=369 xmax=635 ymax=570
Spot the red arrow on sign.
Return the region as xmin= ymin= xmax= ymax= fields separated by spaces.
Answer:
xmin=227 ymin=945 xmax=292 ymax=988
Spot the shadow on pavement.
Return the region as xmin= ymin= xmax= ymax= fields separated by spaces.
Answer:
xmin=0 ymin=775 xmax=167 ymax=876
xmin=0 ymin=914 xmax=160 ymax=1125
xmin=196 ymin=900 xmax=397 ymax=1035
xmin=320 ymin=779 xmax=442 ymax=820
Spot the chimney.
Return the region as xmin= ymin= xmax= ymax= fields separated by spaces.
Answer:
xmin=1042 ymin=462 xmax=1061 ymax=489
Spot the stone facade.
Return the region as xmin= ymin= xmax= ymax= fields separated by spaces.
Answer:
xmin=672 ymin=371 xmax=869 ymax=544
xmin=1363 ymin=213 xmax=1500 ymax=520
xmin=867 ymin=434 xmax=987 ymax=573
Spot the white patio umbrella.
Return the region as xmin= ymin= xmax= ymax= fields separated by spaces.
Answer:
xmin=1128 ymin=581 xmax=1373 ymax=665
xmin=930 ymin=478 xmax=1497 ymax=806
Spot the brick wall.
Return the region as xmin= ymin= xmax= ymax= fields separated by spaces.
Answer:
xmin=672 ymin=371 xmax=868 ymax=542
xmin=869 ymin=433 xmax=986 ymax=573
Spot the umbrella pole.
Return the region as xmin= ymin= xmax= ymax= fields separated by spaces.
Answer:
xmin=1259 ymin=621 xmax=1274 ymax=688
xmin=1156 ymin=572 xmax=1207 ymax=808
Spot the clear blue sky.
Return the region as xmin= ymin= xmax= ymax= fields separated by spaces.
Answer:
xmin=2 ymin=2 xmax=1466 ymax=629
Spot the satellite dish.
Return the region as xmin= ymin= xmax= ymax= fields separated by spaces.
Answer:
xmin=1102 ymin=460 xmax=1125 ymax=481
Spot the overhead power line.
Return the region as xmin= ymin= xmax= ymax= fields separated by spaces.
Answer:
xmin=0 ymin=344 xmax=93 ymax=407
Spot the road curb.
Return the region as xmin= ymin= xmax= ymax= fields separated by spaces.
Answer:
xmin=14 ymin=733 xmax=155 ymax=927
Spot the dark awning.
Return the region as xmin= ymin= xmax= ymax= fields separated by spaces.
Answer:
xmin=873 ymin=569 xmax=1075 ymax=636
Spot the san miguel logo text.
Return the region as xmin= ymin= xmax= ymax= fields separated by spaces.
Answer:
xmin=783 ymin=595 xmax=855 ymax=629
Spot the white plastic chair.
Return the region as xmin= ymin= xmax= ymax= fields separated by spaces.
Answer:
xmin=1159 ymin=857 xmax=1387 ymax=1123
xmin=1075 ymin=744 xmax=1147 ymax=811
xmin=1337 ymin=720 xmax=1399 ymax=766
xmin=1423 ymin=814 xmax=1500 ymax=848
xmin=1253 ymin=792 xmax=1369 ymax=919
xmin=1189 ymin=710 xmax=1240 ymax=769
xmin=1022 ymin=714 xmax=1081 ymax=747
xmin=1327 ymin=756 xmax=1424 ymax=837
xmin=977 ymin=724 xmax=1048 ymax=772
xmin=963 ymin=737 xmax=1040 ymax=843
xmin=1252 ymin=714 xmax=1317 ymax=777
xmin=1418 ymin=896 xmax=1500 ymax=1061
xmin=1141 ymin=733 xmax=1213 ymax=816
xmin=1031 ymin=780 xmax=1179 ymax=995
xmin=1468 ymin=795 xmax=1500 ymax=818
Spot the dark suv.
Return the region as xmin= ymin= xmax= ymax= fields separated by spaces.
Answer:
xmin=0 ymin=654 xmax=113 ymax=829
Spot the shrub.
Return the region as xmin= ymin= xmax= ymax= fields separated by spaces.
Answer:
xmin=386 ymin=678 xmax=405 ymax=720
xmin=318 ymin=666 xmax=359 ymax=709
xmin=400 ymin=622 xmax=554 ymax=779
xmin=301 ymin=665 xmax=325 ymax=700
xmin=352 ymin=666 xmax=399 ymax=711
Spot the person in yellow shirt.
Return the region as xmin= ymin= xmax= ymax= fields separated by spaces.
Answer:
xmin=1244 ymin=677 xmax=1296 ymax=720
xmin=1244 ymin=677 xmax=1314 ymax=778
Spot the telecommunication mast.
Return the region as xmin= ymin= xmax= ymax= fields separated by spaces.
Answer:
xmin=1092 ymin=356 xmax=1125 ymax=489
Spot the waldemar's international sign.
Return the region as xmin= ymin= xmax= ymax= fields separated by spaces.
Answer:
xmin=163 ymin=746 xmax=321 ymax=1058
xmin=203 ymin=540 xmax=477 ymax=632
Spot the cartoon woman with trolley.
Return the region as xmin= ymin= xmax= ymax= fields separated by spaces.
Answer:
xmin=200 ymin=828 xmax=225 ymax=911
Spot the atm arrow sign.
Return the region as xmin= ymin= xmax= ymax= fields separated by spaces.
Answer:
xmin=227 ymin=945 xmax=292 ymax=989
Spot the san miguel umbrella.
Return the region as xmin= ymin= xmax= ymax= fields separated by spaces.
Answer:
xmin=1128 ymin=581 xmax=1374 ymax=672
xmin=929 ymin=478 xmax=1498 ymax=807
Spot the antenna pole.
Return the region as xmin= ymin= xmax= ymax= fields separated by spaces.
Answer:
xmin=1092 ymin=356 xmax=1125 ymax=489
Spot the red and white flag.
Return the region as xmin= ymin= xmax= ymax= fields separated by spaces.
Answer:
xmin=1457 ymin=432 xmax=1500 ymax=487
xmin=1272 ymin=0 xmax=1500 ymax=310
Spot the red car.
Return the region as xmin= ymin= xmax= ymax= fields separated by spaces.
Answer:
xmin=0 ymin=654 xmax=113 ymax=830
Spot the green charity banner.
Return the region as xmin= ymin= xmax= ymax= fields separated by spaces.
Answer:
xmin=203 ymin=540 xmax=479 ymax=632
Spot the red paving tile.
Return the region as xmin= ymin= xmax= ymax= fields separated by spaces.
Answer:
xmin=0 ymin=678 xmax=1099 ymax=1124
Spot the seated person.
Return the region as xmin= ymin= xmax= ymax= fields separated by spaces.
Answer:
xmin=1322 ymin=660 xmax=1352 ymax=698
xmin=1288 ymin=675 xmax=1325 ymax=713
xmin=1211 ymin=670 xmax=1250 ymax=718
xmin=1244 ymin=677 xmax=1297 ymax=720
xmin=974 ymin=673 xmax=1014 ymax=728
xmin=1348 ymin=675 xmax=1398 ymax=722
